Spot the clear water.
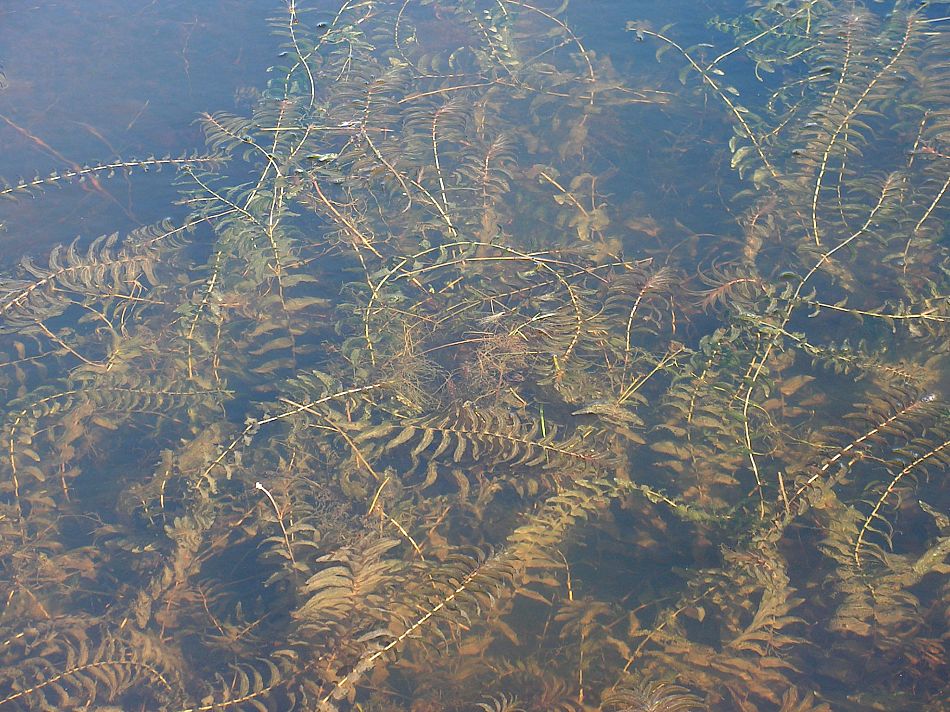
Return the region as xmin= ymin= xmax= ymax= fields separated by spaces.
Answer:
xmin=0 ymin=2 xmax=947 ymax=711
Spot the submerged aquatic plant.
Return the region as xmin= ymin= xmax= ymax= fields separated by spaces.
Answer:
xmin=0 ymin=1 xmax=947 ymax=710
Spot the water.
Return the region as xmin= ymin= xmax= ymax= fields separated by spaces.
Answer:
xmin=0 ymin=0 xmax=274 ymax=259
xmin=0 ymin=2 xmax=947 ymax=711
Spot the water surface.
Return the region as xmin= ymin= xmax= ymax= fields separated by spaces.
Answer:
xmin=0 ymin=2 xmax=947 ymax=711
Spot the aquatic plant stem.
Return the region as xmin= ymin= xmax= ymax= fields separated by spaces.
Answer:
xmin=255 ymin=481 xmax=296 ymax=565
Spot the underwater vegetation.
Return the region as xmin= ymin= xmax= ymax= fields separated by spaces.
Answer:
xmin=0 ymin=0 xmax=948 ymax=709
